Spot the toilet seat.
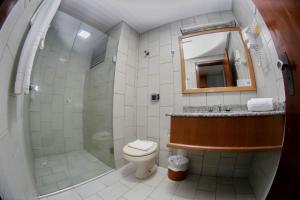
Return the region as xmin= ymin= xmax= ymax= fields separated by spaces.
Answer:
xmin=123 ymin=142 xmax=157 ymax=157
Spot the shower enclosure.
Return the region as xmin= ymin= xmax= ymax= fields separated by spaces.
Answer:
xmin=27 ymin=11 xmax=117 ymax=195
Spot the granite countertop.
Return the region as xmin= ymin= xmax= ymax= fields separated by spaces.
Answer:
xmin=166 ymin=104 xmax=285 ymax=117
xmin=166 ymin=110 xmax=285 ymax=117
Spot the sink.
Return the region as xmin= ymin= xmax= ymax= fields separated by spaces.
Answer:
xmin=183 ymin=105 xmax=234 ymax=113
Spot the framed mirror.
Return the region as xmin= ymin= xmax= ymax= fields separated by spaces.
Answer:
xmin=179 ymin=27 xmax=256 ymax=93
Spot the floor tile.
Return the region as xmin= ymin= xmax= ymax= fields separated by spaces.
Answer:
xmin=236 ymin=194 xmax=256 ymax=200
xmin=216 ymin=184 xmax=236 ymax=200
xmin=47 ymin=190 xmax=81 ymax=200
xmin=43 ymin=164 xmax=256 ymax=200
xmin=123 ymin=183 xmax=154 ymax=200
xmin=35 ymin=150 xmax=112 ymax=195
xmin=142 ymin=171 xmax=166 ymax=187
xmin=150 ymin=178 xmax=179 ymax=200
xmin=99 ymin=171 xmax=123 ymax=186
xmin=194 ymin=190 xmax=215 ymax=200
xmin=234 ymin=178 xmax=254 ymax=195
xmin=75 ymin=178 xmax=106 ymax=198
xmin=197 ymin=176 xmax=217 ymax=192
xmin=173 ymin=175 xmax=199 ymax=199
xmin=98 ymin=182 xmax=129 ymax=200
xmin=120 ymin=173 xmax=141 ymax=188
xmin=84 ymin=194 xmax=103 ymax=200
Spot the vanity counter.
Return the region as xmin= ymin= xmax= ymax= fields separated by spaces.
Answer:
xmin=166 ymin=110 xmax=285 ymax=118
xmin=167 ymin=106 xmax=285 ymax=152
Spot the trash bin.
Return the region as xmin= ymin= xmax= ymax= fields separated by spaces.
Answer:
xmin=168 ymin=155 xmax=189 ymax=181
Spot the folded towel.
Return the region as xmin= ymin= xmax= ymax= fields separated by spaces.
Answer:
xmin=247 ymin=98 xmax=274 ymax=112
xmin=128 ymin=140 xmax=154 ymax=151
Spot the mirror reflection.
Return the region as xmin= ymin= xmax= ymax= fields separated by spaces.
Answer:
xmin=181 ymin=29 xmax=255 ymax=92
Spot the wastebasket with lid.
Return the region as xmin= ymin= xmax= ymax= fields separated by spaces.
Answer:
xmin=168 ymin=155 xmax=189 ymax=181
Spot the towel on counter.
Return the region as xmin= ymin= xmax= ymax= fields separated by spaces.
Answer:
xmin=247 ymin=98 xmax=274 ymax=112
xmin=128 ymin=139 xmax=154 ymax=151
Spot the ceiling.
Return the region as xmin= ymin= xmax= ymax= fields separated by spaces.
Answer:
xmin=60 ymin=0 xmax=232 ymax=33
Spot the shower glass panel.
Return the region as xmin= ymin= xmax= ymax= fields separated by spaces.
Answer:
xmin=28 ymin=11 xmax=117 ymax=195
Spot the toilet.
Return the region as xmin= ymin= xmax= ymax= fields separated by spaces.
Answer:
xmin=123 ymin=141 xmax=158 ymax=179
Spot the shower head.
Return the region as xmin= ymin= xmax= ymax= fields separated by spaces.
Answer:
xmin=144 ymin=50 xmax=150 ymax=56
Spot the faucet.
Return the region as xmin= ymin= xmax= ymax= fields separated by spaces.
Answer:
xmin=217 ymin=104 xmax=222 ymax=112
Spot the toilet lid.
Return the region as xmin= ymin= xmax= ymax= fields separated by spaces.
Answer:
xmin=123 ymin=142 xmax=157 ymax=157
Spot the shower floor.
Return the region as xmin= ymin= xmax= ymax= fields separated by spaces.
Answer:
xmin=34 ymin=150 xmax=112 ymax=195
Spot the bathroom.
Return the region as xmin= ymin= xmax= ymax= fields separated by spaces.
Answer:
xmin=0 ymin=0 xmax=299 ymax=200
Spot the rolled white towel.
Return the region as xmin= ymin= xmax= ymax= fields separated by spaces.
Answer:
xmin=247 ymin=98 xmax=274 ymax=112
xmin=128 ymin=139 xmax=154 ymax=151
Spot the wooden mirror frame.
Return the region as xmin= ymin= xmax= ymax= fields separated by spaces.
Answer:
xmin=179 ymin=27 xmax=257 ymax=94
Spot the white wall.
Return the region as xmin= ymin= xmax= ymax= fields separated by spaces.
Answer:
xmin=0 ymin=0 xmax=43 ymax=199
xmin=112 ymin=22 xmax=139 ymax=168
xmin=233 ymin=0 xmax=285 ymax=102
xmin=233 ymin=0 xmax=285 ymax=199
xmin=136 ymin=11 xmax=258 ymax=177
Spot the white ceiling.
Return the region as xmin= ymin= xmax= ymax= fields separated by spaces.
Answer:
xmin=60 ymin=0 xmax=232 ymax=33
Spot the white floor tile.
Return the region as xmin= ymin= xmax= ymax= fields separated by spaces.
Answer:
xmin=150 ymin=178 xmax=179 ymax=200
xmin=142 ymin=171 xmax=166 ymax=187
xmin=173 ymin=175 xmax=199 ymax=199
xmin=99 ymin=171 xmax=123 ymax=186
xmin=123 ymin=183 xmax=154 ymax=200
xmin=194 ymin=190 xmax=215 ymax=200
xmin=44 ymin=164 xmax=255 ymax=200
xmin=47 ymin=190 xmax=81 ymax=200
xmin=120 ymin=173 xmax=141 ymax=188
xmin=197 ymin=176 xmax=217 ymax=192
xmin=236 ymin=194 xmax=256 ymax=200
xmin=98 ymin=182 xmax=129 ymax=200
xmin=216 ymin=184 xmax=235 ymax=200
xmin=35 ymin=150 xmax=112 ymax=195
xmin=75 ymin=178 xmax=106 ymax=198
xmin=84 ymin=194 xmax=103 ymax=200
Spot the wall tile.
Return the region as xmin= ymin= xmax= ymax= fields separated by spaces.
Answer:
xmin=223 ymin=92 xmax=241 ymax=105
xmin=147 ymin=117 xmax=159 ymax=139
xmin=159 ymin=45 xmax=172 ymax=64
xmin=113 ymin=94 xmax=125 ymax=117
xmin=207 ymin=93 xmax=224 ymax=105
xmin=160 ymin=62 xmax=173 ymax=84
xmin=148 ymin=56 xmax=160 ymax=75
xmin=160 ymin=84 xmax=174 ymax=107
xmin=137 ymin=106 xmax=147 ymax=126
xmin=113 ymin=22 xmax=139 ymax=168
xmin=159 ymin=107 xmax=173 ymax=129
xmin=148 ymin=74 xmax=159 ymax=95
xmin=137 ymin=87 xmax=147 ymax=106
xmin=148 ymin=101 xmax=159 ymax=117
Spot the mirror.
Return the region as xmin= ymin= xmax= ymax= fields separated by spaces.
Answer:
xmin=179 ymin=27 xmax=256 ymax=93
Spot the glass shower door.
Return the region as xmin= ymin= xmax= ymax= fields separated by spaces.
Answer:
xmin=27 ymin=11 xmax=117 ymax=195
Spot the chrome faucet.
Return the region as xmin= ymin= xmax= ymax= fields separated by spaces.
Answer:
xmin=217 ymin=104 xmax=222 ymax=112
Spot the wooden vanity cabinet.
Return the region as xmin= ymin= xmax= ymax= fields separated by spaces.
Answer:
xmin=167 ymin=115 xmax=285 ymax=152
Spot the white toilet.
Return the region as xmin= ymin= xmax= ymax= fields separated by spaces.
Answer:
xmin=123 ymin=141 xmax=158 ymax=179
